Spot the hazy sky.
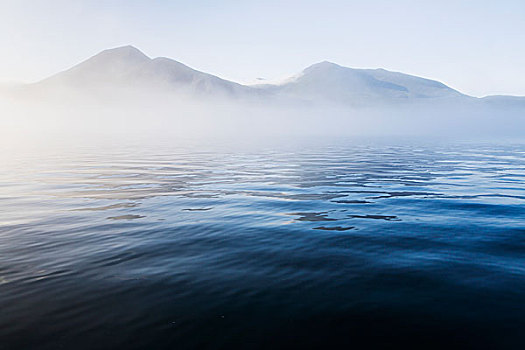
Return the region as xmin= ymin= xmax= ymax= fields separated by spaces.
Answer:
xmin=1 ymin=0 xmax=524 ymax=97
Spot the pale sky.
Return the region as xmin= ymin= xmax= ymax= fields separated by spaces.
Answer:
xmin=1 ymin=0 xmax=524 ymax=97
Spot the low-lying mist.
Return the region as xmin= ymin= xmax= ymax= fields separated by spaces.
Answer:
xmin=1 ymin=86 xmax=524 ymax=149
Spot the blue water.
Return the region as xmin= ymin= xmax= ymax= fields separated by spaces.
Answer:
xmin=1 ymin=139 xmax=524 ymax=349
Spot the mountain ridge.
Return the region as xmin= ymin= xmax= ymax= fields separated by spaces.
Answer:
xmin=35 ymin=46 xmax=255 ymax=98
xmin=16 ymin=45 xmax=525 ymax=106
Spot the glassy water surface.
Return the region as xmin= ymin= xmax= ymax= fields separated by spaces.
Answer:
xmin=1 ymin=138 xmax=524 ymax=349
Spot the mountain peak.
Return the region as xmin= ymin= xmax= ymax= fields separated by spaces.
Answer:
xmin=304 ymin=61 xmax=341 ymax=72
xmin=95 ymin=45 xmax=150 ymax=60
xmin=38 ymin=45 xmax=151 ymax=87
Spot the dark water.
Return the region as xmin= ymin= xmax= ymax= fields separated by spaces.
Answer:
xmin=1 ymin=139 xmax=524 ymax=349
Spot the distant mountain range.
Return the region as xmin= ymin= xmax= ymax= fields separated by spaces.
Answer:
xmin=10 ymin=45 xmax=525 ymax=108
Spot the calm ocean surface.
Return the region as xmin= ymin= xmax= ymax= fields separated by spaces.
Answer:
xmin=1 ymin=138 xmax=524 ymax=349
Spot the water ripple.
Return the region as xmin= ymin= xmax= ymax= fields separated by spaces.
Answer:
xmin=0 ymin=140 xmax=524 ymax=348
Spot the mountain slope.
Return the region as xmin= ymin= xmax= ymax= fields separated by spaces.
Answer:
xmin=36 ymin=46 xmax=253 ymax=98
xmin=256 ymin=61 xmax=465 ymax=106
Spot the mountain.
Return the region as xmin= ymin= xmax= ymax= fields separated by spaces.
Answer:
xmin=254 ymin=61 xmax=466 ymax=106
xmin=2 ymin=46 xmax=523 ymax=138
xmin=35 ymin=46 xmax=253 ymax=98
xmin=14 ymin=46 xmax=523 ymax=108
